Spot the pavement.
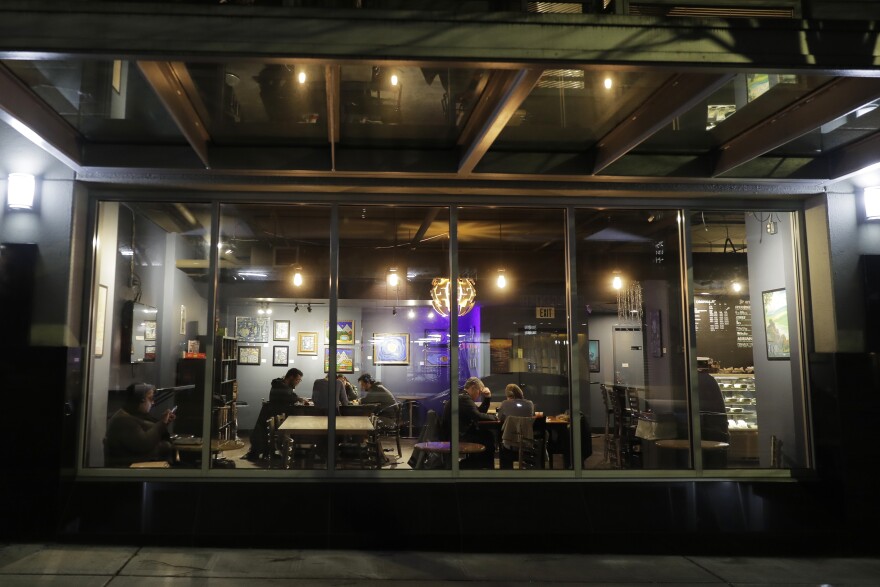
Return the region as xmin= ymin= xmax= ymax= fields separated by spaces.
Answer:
xmin=1 ymin=543 xmax=880 ymax=585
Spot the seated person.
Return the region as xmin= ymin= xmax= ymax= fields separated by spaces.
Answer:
xmin=244 ymin=368 xmax=303 ymax=461
xmin=698 ymin=369 xmax=730 ymax=443
xmin=496 ymin=384 xmax=535 ymax=422
xmin=338 ymin=375 xmax=358 ymax=403
xmin=311 ymin=375 xmax=349 ymax=412
xmin=441 ymin=376 xmax=497 ymax=469
xmin=357 ymin=373 xmax=397 ymax=426
xmin=105 ymin=383 xmax=176 ymax=466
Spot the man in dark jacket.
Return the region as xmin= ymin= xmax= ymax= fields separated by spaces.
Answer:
xmin=357 ymin=373 xmax=397 ymax=425
xmin=441 ymin=376 xmax=497 ymax=469
xmin=243 ymin=368 xmax=303 ymax=461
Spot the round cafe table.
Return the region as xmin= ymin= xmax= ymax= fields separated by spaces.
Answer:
xmin=396 ymin=395 xmax=423 ymax=438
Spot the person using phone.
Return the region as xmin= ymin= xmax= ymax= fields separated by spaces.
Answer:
xmin=105 ymin=382 xmax=176 ymax=467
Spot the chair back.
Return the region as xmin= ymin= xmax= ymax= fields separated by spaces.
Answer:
xmin=501 ymin=415 xmax=535 ymax=450
xmin=340 ymin=404 xmax=378 ymax=417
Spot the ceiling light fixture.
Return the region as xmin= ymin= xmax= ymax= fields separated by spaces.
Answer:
xmin=430 ymin=277 xmax=477 ymax=318
xmin=603 ymin=77 xmax=612 ymax=90
xmin=617 ymin=280 xmax=643 ymax=324
xmin=496 ymin=269 xmax=507 ymax=289
xmin=298 ymin=71 xmax=307 ymax=84
xmin=732 ymin=281 xmax=743 ymax=293
xmin=612 ymin=273 xmax=623 ymax=290
xmin=307 ymin=303 xmax=312 ymax=313
xmin=292 ymin=265 xmax=303 ymax=287
xmin=294 ymin=303 xmax=300 ymax=313
xmin=7 ymin=173 xmax=35 ymax=210
xmin=387 ymin=267 xmax=399 ymax=287
xmin=407 ymin=308 xmax=415 ymax=319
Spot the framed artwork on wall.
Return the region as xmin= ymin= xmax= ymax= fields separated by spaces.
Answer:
xmin=273 ymin=345 xmax=289 ymax=366
xmin=297 ymin=331 xmax=318 ymax=355
xmin=373 ymin=333 xmax=410 ymax=365
xmin=649 ymin=309 xmax=663 ymax=358
xmin=143 ymin=345 xmax=156 ymax=362
xmin=762 ymin=288 xmax=790 ymax=360
xmin=489 ymin=338 xmax=511 ymax=374
xmin=273 ymin=319 xmax=290 ymax=341
xmin=424 ymin=328 xmax=448 ymax=345
xmin=325 ymin=320 xmax=355 ymax=345
xmin=179 ymin=305 xmax=186 ymax=335
xmin=238 ymin=346 xmax=261 ymax=365
xmin=588 ymin=339 xmax=600 ymax=373
xmin=324 ymin=347 xmax=355 ymax=373
xmin=425 ymin=346 xmax=450 ymax=367
xmin=143 ymin=320 xmax=157 ymax=341
xmin=236 ymin=316 xmax=269 ymax=343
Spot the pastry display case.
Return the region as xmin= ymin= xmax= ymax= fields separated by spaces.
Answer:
xmin=711 ymin=373 xmax=758 ymax=462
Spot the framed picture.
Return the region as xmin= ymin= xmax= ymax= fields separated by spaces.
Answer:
xmin=649 ymin=309 xmax=663 ymax=358
xmin=373 ymin=332 xmax=410 ymax=365
xmin=588 ymin=340 xmax=600 ymax=372
xmin=273 ymin=345 xmax=289 ymax=366
xmin=238 ymin=346 xmax=261 ymax=365
xmin=94 ymin=284 xmax=107 ymax=357
xmin=762 ymin=288 xmax=791 ymax=360
xmin=144 ymin=345 xmax=156 ymax=362
xmin=273 ymin=319 xmax=290 ymax=341
xmin=489 ymin=338 xmax=511 ymax=374
xmin=144 ymin=320 xmax=157 ymax=341
xmin=236 ymin=316 xmax=269 ymax=343
xmin=325 ymin=320 xmax=355 ymax=345
xmin=324 ymin=347 xmax=355 ymax=374
xmin=424 ymin=328 xmax=448 ymax=345
xmin=297 ymin=331 xmax=318 ymax=355
xmin=179 ymin=305 xmax=186 ymax=335
xmin=426 ymin=346 xmax=450 ymax=367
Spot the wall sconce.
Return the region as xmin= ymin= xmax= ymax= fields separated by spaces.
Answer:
xmin=865 ymin=186 xmax=880 ymax=221
xmin=7 ymin=173 xmax=35 ymax=210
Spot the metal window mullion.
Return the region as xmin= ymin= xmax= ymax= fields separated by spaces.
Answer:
xmin=201 ymin=200 xmax=222 ymax=473
xmin=680 ymin=209 xmax=704 ymax=472
xmin=565 ymin=205 xmax=583 ymax=475
xmin=328 ymin=203 xmax=339 ymax=472
xmin=449 ymin=206 xmax=460 ymax=474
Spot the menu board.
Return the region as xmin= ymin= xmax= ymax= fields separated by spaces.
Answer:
xmin=695 ymin=295 xmax=753 ymax=368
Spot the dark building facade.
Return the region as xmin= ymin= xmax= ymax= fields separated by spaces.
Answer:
xmin=1 ymin=1 xmax=879 ymax=553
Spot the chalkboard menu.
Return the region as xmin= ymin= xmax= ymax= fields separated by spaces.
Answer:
xmin=695 ymin=295 xmax=753 ymax=368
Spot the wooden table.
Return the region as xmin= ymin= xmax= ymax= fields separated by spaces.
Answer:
xmin=655 ymin=439 xmax=730 ymax=450
xmin=276 ymin=415 xmax=376 ymax=469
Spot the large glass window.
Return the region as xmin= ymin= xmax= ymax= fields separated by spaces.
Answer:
xmin=87 ymin=202 xmax=212 ymax=468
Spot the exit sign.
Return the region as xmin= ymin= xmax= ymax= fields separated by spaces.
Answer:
xmin=536 ymin=306 xmax=555 ymax=319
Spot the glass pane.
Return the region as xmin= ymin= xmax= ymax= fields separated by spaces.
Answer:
xmin=769 ymin=99 xmax=880 ymax=156
xmin=637 ymin=73 xmax=832 ymax=154
xmin=339 ymin=205 xmax=451 ymax=471
xmin=3 ymin=59 xmax=186 ymax=143
xmin=456 ymin=207 xmax=570 ymax=471
xmin=339 ymin=65 xmax=492 ymax=148
xmin=218 ymin=203 xmax=332 ymax=470
xmin=494 ymin=69 xmax=672 ymax=151
xmin=183 ymin=62 xmax=328 ymax=146
xmin=691 ymin=210 xmax=806 ymax=469
xmin=575 ymin=209 xmax=687 ymax=471
xmin=87 ymin=202 xmax=212 ymax=468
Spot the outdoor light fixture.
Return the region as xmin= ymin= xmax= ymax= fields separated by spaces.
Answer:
xmin=7 ymin=173 xmax=35 ymax=210
xmin=865 ymin=186 xmax=880 ymax=220
xmin=430 ymin=277 xmax=476 ymax=318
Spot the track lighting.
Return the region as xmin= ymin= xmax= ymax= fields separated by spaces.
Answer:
xmin=307 ymin=303 xmax=312 ymax=313
xmin=294 ymin=303 xmax=300 ymax=313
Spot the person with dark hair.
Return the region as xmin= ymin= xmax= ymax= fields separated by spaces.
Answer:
xmin=311 ymin=375 xmax=349 ymax=411
xmin=105 ymin=383 xmax=175 ymax=466
xmin=496 ymin=383 xmax=535 ymax=422
xmin=338 ymin=375 xmax=358 ymax=403
xmin=357 ymin=373 xmax=397 ymax=426
xmin=243 ymin=368 xmax=304 ymax=461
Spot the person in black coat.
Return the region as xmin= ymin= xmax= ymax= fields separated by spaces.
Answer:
xmin=243 ymin=368 xmax=303 ymax=461
xmin=441 ymin=376 xmax=497 ymax=469
xmin=105 ymin=382 xmax=176 ymax=466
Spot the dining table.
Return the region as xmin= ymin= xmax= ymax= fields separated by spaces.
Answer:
xmin=276 ymin=415 xmax=376 ymax=469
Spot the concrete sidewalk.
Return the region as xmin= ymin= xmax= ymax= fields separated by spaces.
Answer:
xmin=2 ymin=543 xmax=880 ymax=585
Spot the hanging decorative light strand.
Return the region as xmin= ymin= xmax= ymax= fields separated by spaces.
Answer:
xmin=617 ymin=280 xmax=643 ymax=323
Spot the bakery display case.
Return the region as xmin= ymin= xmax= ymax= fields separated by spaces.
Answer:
xmin=711 ymin=373 xmax=759 ymax=462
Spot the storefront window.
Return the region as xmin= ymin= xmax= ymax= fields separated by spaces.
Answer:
xmin=691 ymin=210 xmax=806 ymax=469
xmin=456 ymin=207 xmax=570 ymax=471
xmin=575 ymin=209 xmax=689 ymax=471
xmin=87 ymin=201 xmax=212 ymax=468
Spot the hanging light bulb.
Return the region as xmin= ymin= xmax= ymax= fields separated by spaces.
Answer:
xmin=732 ymin=281 xmax=743 ymax=293
xmin=298 ymin=70 xmax=307 ymax=84
xmin=407 ymin=308 xmax=415 ymax=319
xmin=612 ymin=274 xmax=623 ymax=290
xmin=496 ymin=269 xmax=507 ymax=289
xmin=387 ymin=267 xmax=399 ymax=287
xmin=604 ymin=77 xmax=613 ymax=90
xmin=292 ymin=265 xmax=303 ymax=287
xmin=390 ymin=74 xmax=399 ymax=87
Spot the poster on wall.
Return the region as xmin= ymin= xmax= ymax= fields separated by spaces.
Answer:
xmin=324 ymin=347 xmax=355 ymax=373
xmin=325 ymin=320 xmax=355 ymax=345
xmin=236 ymin=316 xmax=269 ymax=343
xmin=489 ymin=338 xmax=511 ymax=374
xmin=762 ymin=288 xmax=790 ymax=360
xmin=588 ymin=340 xmax=600 ymax=373
xmin=373 ymin=333 xmax=410 ymax=365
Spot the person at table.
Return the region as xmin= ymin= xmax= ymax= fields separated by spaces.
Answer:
xmin=357 ymin=373 xmax=397 ymax=425
xmin=243 ymin=368 xmax=305 ymax=461
xmin=496 ymin=384 xmax=535 ymax=422
xmin=338 ymin=374 xmax=358 ymax=403
xmin=105 ymin=382 xmax=176 ymax=467
xmin=441 ymin=376 xmax=497 ymax=469
xmin=311 ymin=375 xmax=349 ymax=412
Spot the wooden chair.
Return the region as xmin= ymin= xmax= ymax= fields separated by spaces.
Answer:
xmin=374 ymin=402 xmax=403 ymax=459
